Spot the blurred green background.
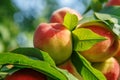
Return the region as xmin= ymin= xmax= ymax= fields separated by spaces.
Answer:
xmin=0 ymin=0 xmax=96 ymax=52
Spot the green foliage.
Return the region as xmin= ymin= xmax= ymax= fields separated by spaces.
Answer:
xmin=0 ymin=0 xmax=60 ymax=52
xmin=72 ymin=28 xmax=106 ymax=51
xmin=0 ymin=0 xmax=17 ymax=22
xmin=0 ymin=48 xmax=78 ymax=80
xmin=78 ymin=15 xmax=98 ymax=24
xmin=12 ymin=48 xmax=55 ymax=66
xmin=63 ymin=12 xmax=79 ymax=31
xmin=94 ymin=12 xmax=120 ymax=38
xmin=71 ymin=51 xmax=106 ymax=80
xmin=0 ymin=53 xmax=67 ymax=80
xmin=0 ymin=24 xmax=19 ymax=52
xmin=90 ymin=0 xmax=103 ymax=12
xmin=0 ymin=0 xmax=19 ymax=52
xmin=83 ymin=0 xmax=108 ymax=15
xmin=0 ymin=0 xmax=120 ymax=80
xmin=100 ymin=6 xmax=120 ymax=17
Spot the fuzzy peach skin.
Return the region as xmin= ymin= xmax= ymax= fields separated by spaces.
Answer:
xmin=77 ymin=22 xmax=119 ymax=62
xmin=33 ymin=23 xmax=72 ymax=64
xmin=50 ymin=7 xmax=82 ymax=23
xmin=58 ymin=60 xmax=83 ymax=80
xmin=92 ymin=57 xmax=120 ymax=80
xmin=5 ymin=68 xmax=47 ymax=80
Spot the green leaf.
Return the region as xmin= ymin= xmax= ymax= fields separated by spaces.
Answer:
xmin=47 ymin=68 xmax=79 ymax=80
xmin=72 ymin=28 xmax=106 ymax=51
xmin=94 ymin=12 xmax=120 ymax=24
xmin=71 ymin=51 xmax=106 ymax=80
xmin=90 ymin=0 xmax=103 ymax=12
xmin=12 ymin=48 xmax=55 ymax=66
xmin=78 ymin=15 xmax=99 ymax=25
xmin=100 ymin=6 xmax=120 ymax=17
xmin=94 ymin=12 xmax=112 ymax=21
xmin=63 ymin=12 xmax=78 ymax=31
xmin=0 ymin=25 xmax=10 ymax=42
xmin=98 ymin=7 xmax=120 ymax=24
xmin=99 ymin=0 xmax=108 ymax=3
xmin=82 ymin=0 xmax=107 ymax=15
xmin=0 ymin=72 xmax=7 ymax=80
xmin=56 ymin=68 xmax=78 ymax=80
xmin=0 ymin=53 xmax=67 ymax=80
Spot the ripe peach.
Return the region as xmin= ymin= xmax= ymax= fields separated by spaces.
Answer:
xmin=50 ymin=7 xmax=82 ymax=23
xmin=92 ymin=57 xmax=120 ymax=80
xmin=58 ymin=60 xmax=83 ymax=80
xmin=33 ymin=23 xmax=72 ymax=64
xmin=5 ymin=68 xmax=47 ymax=80
xmin=106 ymin=0 xmax=120 ymax=6
xmin=77 ymin=22 xmax=119 ymax=62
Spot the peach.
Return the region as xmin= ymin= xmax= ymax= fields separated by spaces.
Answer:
xmin=77 ymin=22 xmax=119 ymax=62
xmin=92 ymin=57 xmax=120 ymax=80
xmin=106 ymin=0 xmax=120 ymax=6
xmin=50 ymin=7 xmax=82 ymax=23
xmin=5 ymin=68 xmax=47 ymax=80
xmin=33 ymin=23 xmax=72 ymax=64
xmin=58 ymin=60 xmax=83 ymax=80
xmin=114 ymin=40 xmax=120 ymax=63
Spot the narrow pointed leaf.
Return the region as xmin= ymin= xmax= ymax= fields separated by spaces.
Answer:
xmin=71 ymin=51 xmax=106 ymax=80
xmin=0 ymin=53 xmax=67 ymax=80
xmin=12 ymin=48 xmax=55 ymax=66
xmin=72 ymin=28 xmax=106 ymax=51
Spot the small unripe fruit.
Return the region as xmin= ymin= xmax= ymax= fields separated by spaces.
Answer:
xmin=50 ymin=7 xmax=82 ymax=23
xmin=5 ymin=68 xmax=47 ymax=80
xmin=78 ymin=22 xmax=119 ymax=62
xmin=92 ymin=57 xmax=120 ymax=80
xmin=33 ymin=23 xmax=72 ymax=64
